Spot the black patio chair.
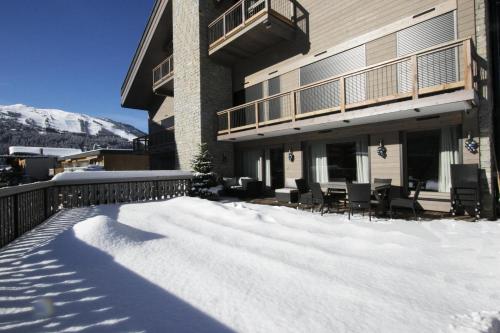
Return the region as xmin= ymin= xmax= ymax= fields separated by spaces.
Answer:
xmin=450 ymin=164 xmax=481 ymax=219
xmin=390 ymin=181 xmax=422 ymax=220
xmin=295 ymin=178 xmax=313 ymax=208
xmin=346 ymin=183 xmax=372 ymax=221
xmin=310 ymin=182 xmax=334 ymax=215
xmin=373 ymin=178 xmax=392 ymax=215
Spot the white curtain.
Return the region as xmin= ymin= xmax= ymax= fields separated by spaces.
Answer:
xmin=356 ymin=137 xmax=369 ymax=183
xmin=242 ymin=150 xmax=262 ymax=180
xmin=310 ymin=142 xmax=328 ymax=183
xmin=265 ymin=149 xmax=271 ymax=187
xmin=439 ymin=127 xmax=459 ymax=192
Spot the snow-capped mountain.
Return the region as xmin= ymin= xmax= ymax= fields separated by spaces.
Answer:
xmin=0 ymin=104 xmax=143 ymax=141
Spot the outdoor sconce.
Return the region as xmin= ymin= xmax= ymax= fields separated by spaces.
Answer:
xmin=288 ymin=149 xmax=295 ymax=162
xmin=222 ymin=153 xmax=227 ymax=163
xmin=377 ymin=140 xmax=387 ymax=159
xmin=465 ymin=132 xmax=479 ymax=154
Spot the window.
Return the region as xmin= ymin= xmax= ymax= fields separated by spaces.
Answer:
xmin=326 ymin=143 xmax=357 ymax=182
xmin=310 ymin=139 xmax=368 ymax=184
xmin=406 ymin=130 xmax=440 ymax=192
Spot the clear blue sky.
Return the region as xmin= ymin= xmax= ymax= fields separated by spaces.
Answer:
xmin=0 ymin=0 xmax=154 ymax=132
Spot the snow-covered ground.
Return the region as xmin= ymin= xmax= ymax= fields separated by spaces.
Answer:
xmin=0 ymin=197 xmax=499 ymax=333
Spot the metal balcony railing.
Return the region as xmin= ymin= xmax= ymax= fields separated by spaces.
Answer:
xmin=217 ymin=38 xmax=477 ymax=135
xmin=133 ymin=130 xmax=175 ymax=153
xmin=208 ymin=0 xmax=294 ymax=48
xmin=152 ymin=54 xmax=174 ymax=89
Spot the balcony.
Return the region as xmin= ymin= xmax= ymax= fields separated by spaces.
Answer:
xmin=208 ymin=0 xmax=296 ymax=62
xmin=133 ymin=130 xmax=175 ymax=154
xmin=217 ymin=38 xmax=478 ymax=141
xmin=152 ymin=54 xmax=174 ymax=95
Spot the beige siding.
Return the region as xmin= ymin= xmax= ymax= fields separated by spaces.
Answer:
xmin=370 ymin=131 xmax=402 ymax=185
xmin=233 ymin=0 xmax=450 ymax=89
xmin=457 ymin=0 xmax=475 ymax=39
xmin=366 ymin=33 xmax=397 ymax=65
xmin=280 ymin=69 xmax=299 ymax=92
xmin=284 ymin=141 xmax=302 ymax=180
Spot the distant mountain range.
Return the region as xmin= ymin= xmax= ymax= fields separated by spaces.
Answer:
xmin=0 ymin=104 xmax=145 ymax=154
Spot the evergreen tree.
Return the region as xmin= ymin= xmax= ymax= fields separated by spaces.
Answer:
xmin=191 ymin=142 xmax=214 ymax=174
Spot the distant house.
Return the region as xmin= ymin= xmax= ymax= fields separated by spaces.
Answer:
xmin=7 ymin=146 xmax=83 ymax=181
xmin=58 ymin=149 xmax=150 ymax=173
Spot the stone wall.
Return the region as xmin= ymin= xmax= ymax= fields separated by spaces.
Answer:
xmin=172 ymin=0 xmax=234 ymax=176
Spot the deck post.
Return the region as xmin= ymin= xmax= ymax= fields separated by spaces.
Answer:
xmin=340 ymin=77 xmax=346 ymax=112
xmin=411 ymin=55 xmax=419 ymax=99
xmin=464 ymin=39 xmax=473 ymax=91
xmin=242 ymin=0 xmax=246 ymax=24
xmin=255 ymin=102 xmax=259 ymax=128
xmin=227 ymin=112 xmax=231 ymax=134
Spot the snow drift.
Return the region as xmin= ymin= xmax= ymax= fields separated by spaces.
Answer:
xmin=1 ymin=197 xmax=499 ymax=332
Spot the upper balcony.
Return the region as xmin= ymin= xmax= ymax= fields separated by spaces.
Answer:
xmin=208 ymin=0 xmax=296 ymax=63
xmin=217 ymin=38 xmax=478 ymax=141
xmin=133 ymin=130 xmax=175 ymax=154
xmin=152 ymin=54 xmax=174 ymax=96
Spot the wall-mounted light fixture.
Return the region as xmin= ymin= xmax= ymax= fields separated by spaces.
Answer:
xmin=222 ymin=153 xmax=227 ymax=163
xmin=465 ymin=132 xmax=478 ymax=154
xmin=288 ymin=149 xmax=295 ymax=162
xmin=377 ymin=139 xmax=387 ymax=159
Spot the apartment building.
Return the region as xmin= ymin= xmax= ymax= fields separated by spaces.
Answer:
xmin=121 ymin=0 xmax=499 ymax=215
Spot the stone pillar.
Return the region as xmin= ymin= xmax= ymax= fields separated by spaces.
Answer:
xmin=172 ymin=0 xmax=234 ymax=176
xmin=475 ymin=0 xmax=496 ymax=218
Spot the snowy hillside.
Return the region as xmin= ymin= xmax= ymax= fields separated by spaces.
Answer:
xmin=0 ymin=104 xmax=142 ymax=141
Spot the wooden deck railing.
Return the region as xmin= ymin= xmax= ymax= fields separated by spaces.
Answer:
xmin=0 ymin=174 xmax=192 ymax=248
xmin=152 ymin=54 xmax=174 ymax=88
xmin=208 ymin=0 xmax=294 ymax=48
xmin=217 ymin=38 xmax=477 ymax=135
xmin=133 ymin=130 xmax=175 ymax=153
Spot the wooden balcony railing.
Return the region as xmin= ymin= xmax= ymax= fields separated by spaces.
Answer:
xmin=217 ymin=38 xmax=477 ymax=135
xmin=0 ymin=174 xmax=192 ymax=248
xmin=152 ymin=54 xmax=174 ymax=88
xmin=208 ymin=0 xmax=294 ymax=48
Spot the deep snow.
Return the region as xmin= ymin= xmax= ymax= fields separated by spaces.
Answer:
xmin=0 ymin=197 xmax=499 ymax=332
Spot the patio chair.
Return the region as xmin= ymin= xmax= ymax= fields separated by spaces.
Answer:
xmin=346 ymin=183 xmax=372 ymax=221
xmin=295 ymin=178 xmax=313 ymax=208
xmin=390 ymin=181 xmax=422 ymax=220
xmin=450 ymin=164 xmax=481 ymax=219
xmin=310 ymin=182 xmax=334 ymax=215
xmin=373 ymin=178 xmax=392 ymax=214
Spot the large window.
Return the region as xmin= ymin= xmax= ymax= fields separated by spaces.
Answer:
xmin=309 ymin=139 xmax=368 ymax=184
xmin=326 ymin=143 xmax=357 ymax=182
xmin=407 ymin=130 xmax=440 ymax=191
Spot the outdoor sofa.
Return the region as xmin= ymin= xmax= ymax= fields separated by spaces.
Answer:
xmin=222 ymin=177 xmax=262 ymax=198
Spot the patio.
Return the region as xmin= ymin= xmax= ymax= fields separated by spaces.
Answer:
xmin=1 ymin=196 xmax=499 ymax=332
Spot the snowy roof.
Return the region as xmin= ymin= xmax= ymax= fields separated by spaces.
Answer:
xmin=9 ymin=146 xmax=82 ymax=157
xmin=58 ymin=148 xmax=134 ymax=160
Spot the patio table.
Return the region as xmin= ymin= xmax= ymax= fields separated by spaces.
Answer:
xmin=323 ymin=182 xmax=391 ymax=215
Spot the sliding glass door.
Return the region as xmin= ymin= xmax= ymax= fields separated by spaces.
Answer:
xmin=309 ymin=137 xmax=369 ymax=184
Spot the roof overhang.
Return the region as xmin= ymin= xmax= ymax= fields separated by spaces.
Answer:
xmin=120 ymin=0 xmax=172 ymax=110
